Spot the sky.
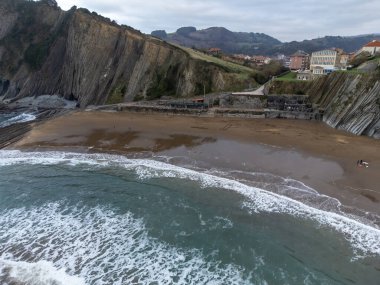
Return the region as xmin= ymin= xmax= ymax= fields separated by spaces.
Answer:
xmin=55 ymin=0 xmax=380 ymax=42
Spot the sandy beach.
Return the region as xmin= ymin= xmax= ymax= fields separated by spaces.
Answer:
xmin=13 ymin=111 xmax=380 ymax=216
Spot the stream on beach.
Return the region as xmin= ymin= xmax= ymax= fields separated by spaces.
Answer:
xmin=0 ymin=150 xmax=379 ymax=285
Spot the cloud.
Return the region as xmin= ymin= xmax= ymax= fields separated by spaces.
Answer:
xmin=56 ymin=0 xmax=380 ymax=42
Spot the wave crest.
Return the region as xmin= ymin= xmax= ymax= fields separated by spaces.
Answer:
xmin=0 ymin=150 xmax=379 ymax=258
xmin=0 ymin=259 xmax=85 ymax=285
xmin=0 ymin=113 xmax=36 ymax=127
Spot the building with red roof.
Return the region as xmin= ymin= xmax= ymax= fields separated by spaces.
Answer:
xmin=360 ymin=40 xmax=380 ymax=55
xmin=208 ymin=48 xmax=222 ymax=56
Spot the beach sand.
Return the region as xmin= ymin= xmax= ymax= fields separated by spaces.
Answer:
xmin=14 ymin=111 xmax=380 ymax=216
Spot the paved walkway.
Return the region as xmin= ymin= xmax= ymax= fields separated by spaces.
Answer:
xmin=231 ymin=84 xmax=266 ymax=96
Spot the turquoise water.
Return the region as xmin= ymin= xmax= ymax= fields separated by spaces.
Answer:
xmin=0 ymin=150 xmax=379 ymax=285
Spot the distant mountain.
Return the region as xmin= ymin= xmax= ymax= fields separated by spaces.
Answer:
xmin=269 ymin=35 xmax=380 ymax=55
xmin=151 ymin=27 xmax=380 ymax=56
xmin=151 ymin=27 xmax=282 ymax=55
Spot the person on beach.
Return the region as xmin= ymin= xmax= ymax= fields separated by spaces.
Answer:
xmin=357 ymin=160 xmax=369 ymax=168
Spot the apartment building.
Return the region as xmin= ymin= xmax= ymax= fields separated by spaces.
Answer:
xmin=310 ymin=49 xmax=346 ymax=75
xmin=289 ymin=50 xmax=310 ymax=70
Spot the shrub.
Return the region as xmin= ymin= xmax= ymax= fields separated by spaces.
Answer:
xmin=349 ymin=52 xmax=371 ymax=67
xmin=106 ymin=85 xmax=126 ymax=104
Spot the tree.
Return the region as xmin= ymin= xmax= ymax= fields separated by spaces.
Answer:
xmin=41 ymin=0 xmax=58 ymax=7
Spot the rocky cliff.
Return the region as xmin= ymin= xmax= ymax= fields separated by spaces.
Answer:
xmin=268 ymin=70 xmax=380 ymax=138
xmin=0 ymin=0 xmax=254 ymax=107
xmin=308 ymin=72 xmax=380 ymax=139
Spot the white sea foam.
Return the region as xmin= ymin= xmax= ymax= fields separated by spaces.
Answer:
xmin=0 ymin=150 xmax=380 ymax=258
xmin=0 ymin=259 xmax=85 ymax=285
xmin=0 ymin=203 xmax=252 ymax=285
xmin=0 ymin=113 xmax=36 ymax=127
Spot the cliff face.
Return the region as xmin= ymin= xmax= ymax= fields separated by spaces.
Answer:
xmin=308 ymin=72 xmax=380 ymax=139
xmin=0 ymin=1 xmax=252 ymax=107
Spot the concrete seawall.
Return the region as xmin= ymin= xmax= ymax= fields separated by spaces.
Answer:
xmin=88 ymin=104 xmax=321 ymax=120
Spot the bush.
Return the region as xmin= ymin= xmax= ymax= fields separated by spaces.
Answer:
xmin=349 ymin=52 xmax=371 ymax=67
xmin=106 ymin=85 xmax=126 ymax=104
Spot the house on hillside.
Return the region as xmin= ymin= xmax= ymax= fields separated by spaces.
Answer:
xmin=283 ymin=56 xmax=291 ymax=68
xmin=358 ymin=40 xmax=380 ymax=55
xmin=310 ymin=48 xmax=347 ymax=75
xmin=297 ymin=70 xmax=313 ymax=80
xmin=312 ymin=66 xmax=324 ymax=75
xmin=339 ymin=53 xmax=352 ymax=69
xmin=208 ymin=48 xmax=222 ymax=56
xmin=251 ymin=56 xmax=271 ymax=65
xmin=233 ymin=54 xmax=250 ymax=60
xmin=231 ymin=54 xmax=252 ymax=64
xmin=289 ymin=50 xmax=310 ymax=70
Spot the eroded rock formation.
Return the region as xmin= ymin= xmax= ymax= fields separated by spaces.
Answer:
xmin=309 ymin=72 xmax=380 ymax=138
xmin=0 ymin=0 xmax=252 ymax=107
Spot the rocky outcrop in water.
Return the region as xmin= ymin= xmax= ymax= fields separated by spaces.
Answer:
xmin=0 ymin=0 xmax=253 ymax=107
xmin=308 ymin=72 xmax=380 ymax=138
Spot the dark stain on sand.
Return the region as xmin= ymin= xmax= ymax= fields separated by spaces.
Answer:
xmin=85 ymin=130 xmax=140 ymax=148
xmin=153 ymin=135 xmax=216 ymax=152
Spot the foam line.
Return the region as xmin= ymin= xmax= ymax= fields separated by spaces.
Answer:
xmin=0 ymin=204 xmax=251 ymax=285
xmin=0 ymin=259 xmax=86 ymax=285
xmin=0 ymin=150 xmax=379 ymax=257
xmin=0 ymin=113 xmax=36 ymax=127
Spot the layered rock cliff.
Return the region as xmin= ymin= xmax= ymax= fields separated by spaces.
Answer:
xmin=268 ymin=70 xmax=380 ymax=138
xmin=0 ymin=0 xmax=254 ymax=107
xmin=308 ymin=72 xmax=380 ymax=139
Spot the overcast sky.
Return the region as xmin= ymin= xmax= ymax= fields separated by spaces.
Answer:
xmin=55 ymin=0 xmax=380 ymax=42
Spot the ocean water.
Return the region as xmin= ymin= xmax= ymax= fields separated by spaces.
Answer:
xmin=0 ymin=150 xmax=379 ymax=285
xmin=0 ymin=113 xmax=36 ymax=127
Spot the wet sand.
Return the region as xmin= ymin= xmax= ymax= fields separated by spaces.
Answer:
xmin=13 ymin=111 xmax=380 ymax=215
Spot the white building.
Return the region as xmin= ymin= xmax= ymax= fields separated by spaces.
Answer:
xmin=310 ymin=49 xmax=346 ymax=75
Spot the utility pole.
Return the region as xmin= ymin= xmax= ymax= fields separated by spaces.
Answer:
xmin=203 ymin=84 xmax=206 ymax=109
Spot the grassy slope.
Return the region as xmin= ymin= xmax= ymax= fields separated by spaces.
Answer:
xmin=176 ymin=46 xmax=254 ymax=81
xmin=147 ymin=40 xmax=257 ymax=92
xmin=275 ymin=71 xmax=297 ymax=81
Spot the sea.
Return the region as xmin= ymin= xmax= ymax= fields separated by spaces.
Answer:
xmin=0 ymin=112 xmax=36 ymax=128
xmin=0 ymin=114 xmax=380 ymax=285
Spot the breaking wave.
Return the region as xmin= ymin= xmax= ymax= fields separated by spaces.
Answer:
xmin=0 ymin=113 xmax=36 ymax=127
xmin=0 ymin=149 xmax=379 ymax=260
xmin=0 ymin=203 xmax=250 ymax=285
xmin=0 ymin=259 xmax=85 ymax=285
